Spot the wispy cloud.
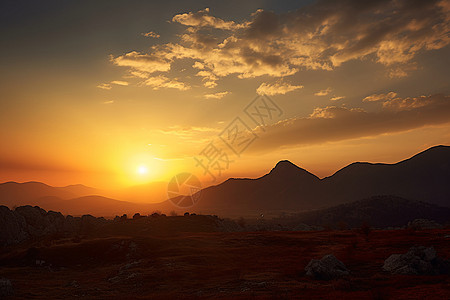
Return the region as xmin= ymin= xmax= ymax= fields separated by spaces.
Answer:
xmin=330 ymin=96 xmax=345 ymax=101
xmin=143 ymin=75 xmax=190 ymax=90
xmin=97 ymin=80 xmax=129 ymax=90
xmin=257 ymin=80 xmax=303 ymax=96
xmin=204 ymin=91 xmax=229 ymax=99
xmin=363 ymin=92 xmax=398 ymax=102
xmin=314 ymin=87 xmax=332 ymax=96
xmin=142 ymin=31 xmax=160 ymax=38
xmin=97 ymin=83 xmax=112 ymax=90
xmin=110 ymin=80 xmax=129 ymax=86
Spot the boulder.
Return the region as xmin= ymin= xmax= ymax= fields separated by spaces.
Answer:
xmin=407 ymin=219 xmax=442 ymax=230
xmin=15 ymin=205 xmax=51 ymax=237
xmin=305 ymin=254 xmax=349 ymax=280
xmin=0 ymin=206 xmax=28 ymax=246
xmin=383 ymin=246 xmax=449 ymax=275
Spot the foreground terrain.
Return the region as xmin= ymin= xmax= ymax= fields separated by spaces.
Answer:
xmin=1 ymin=227 xmax=449 ymax=299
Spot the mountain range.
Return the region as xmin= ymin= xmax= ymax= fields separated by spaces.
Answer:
xmin=0 ymin=145 xmax=449 ymax=217
xmin=175 ymin=145 xmax=450 ymax=216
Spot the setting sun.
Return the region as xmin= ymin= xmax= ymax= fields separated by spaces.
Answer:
xmin=137 ymin=165 xmax=148 ymax=175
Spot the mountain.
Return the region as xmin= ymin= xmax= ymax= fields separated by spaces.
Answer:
xmin=55 ymin=184 xmax=101 ymax=197
xmin=319 ymin=145 xmax=450 ymax=207
xmin=163 ymin=145 xmax=450 ymax=216
xmin=0 ymin=182 xmax=160 ymax=217
xmin=278 ymin=195 xmax=450 ymax=229
xmin=0 ymin=181 xmax=75 ymax=207
xmin=180 ymin=160 xmax=320 ymax=214
xmin=34 ymin=195 xmax=156 ymax=217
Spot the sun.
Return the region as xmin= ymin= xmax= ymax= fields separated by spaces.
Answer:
xmin=137 ymin=165 xmax=148 ymax=175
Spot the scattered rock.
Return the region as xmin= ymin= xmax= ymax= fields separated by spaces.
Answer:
xmin=0 ymin=278 xmax=13 ymax=297
xmin=294 ymin=223 xmax=324 ymax=231
xmin=305 ymin=254 xmax=349 ymax=280
xmin=407 ymin=219 xmax=442 ymax=230
xmin=65 ymin=280 xmax=80 ymax=288
xmin=383 ymin=246 xmax=450 ymax=275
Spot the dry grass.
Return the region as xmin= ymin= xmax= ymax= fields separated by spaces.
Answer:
xmin=1 ymin=228 xmax=449 ymax=299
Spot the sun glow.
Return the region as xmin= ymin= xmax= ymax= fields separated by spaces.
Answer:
xmin=137 ymin=165 xmax=148 ymax=175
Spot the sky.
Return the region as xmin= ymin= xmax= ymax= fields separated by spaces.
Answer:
xmin=0 ymin=0 xmax=449 ymax=189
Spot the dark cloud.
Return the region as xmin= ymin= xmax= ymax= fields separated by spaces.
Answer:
xmin=249 ymin=94 xmax=450 ymax=152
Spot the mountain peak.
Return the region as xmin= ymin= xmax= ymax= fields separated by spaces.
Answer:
xmin=269 ymin=160 xmax=301 ymax=174
xmin=275 ymin=160 xmax=299 ymax=169
xmin=266 ymin=160 xmax=319 ymax=181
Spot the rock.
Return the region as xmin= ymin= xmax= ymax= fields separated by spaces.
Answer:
xmin=305 ymin=254 xmax=350 ymax=280
xmin=0 ymin=278 xmax=13 ymax=297
xmin=294 ymin=223 xmax=324 ymax=231
xmin=0 ymin=206 xmax=29 ymax=246
xmin=15 ymin=205 xmax=51 ymax=237
xmin=65 ymin=280 xmax=79 ymax=288
xmin=383 ymin=246 xmax=449 ymax=275
xmin=407 ymin=219 xmax=442 ymax=230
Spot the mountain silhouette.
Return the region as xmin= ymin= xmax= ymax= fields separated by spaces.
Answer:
xmin=0 ymin=181 xmax=75 ymax=207
xmin=164 ymin=145 xmax=450 ymax=215
xmin=0 ymin=145 xmax=449 ymax=216
xmin=279 ymin=195 xmax=450 ymax=229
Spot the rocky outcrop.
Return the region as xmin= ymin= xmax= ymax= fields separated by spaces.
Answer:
xmin=0 ymin=278 xmax=13 ymax=297
xmin=407 ymin=219 xmax=443 ymax=230
xmin=0 ymin=206 xmax=29 ymax=245
xmin=305 ymin=254 xmax=350 ymax=280
xmin=383 ymin=246 xmax=450 ymax=275
xmin=0 ymin=206 xmax=109 ymax=246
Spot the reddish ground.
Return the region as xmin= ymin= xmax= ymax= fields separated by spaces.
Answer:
xmin=1 ymin=229 xmax=450 ymax=299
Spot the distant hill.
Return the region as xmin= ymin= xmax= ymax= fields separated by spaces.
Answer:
xmin=55 ymin=184 xmax=101 ymax=197
xmin=0 ymin=181 xmax=75 ymax=207
xmin=34 ymin=195 xmax=156 ymax=217
xmin=278 ymin=195 xmax=450 ymax=229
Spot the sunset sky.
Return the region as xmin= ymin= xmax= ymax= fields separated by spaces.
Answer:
xmin=1 ymin=0 xmax=449 ymax=189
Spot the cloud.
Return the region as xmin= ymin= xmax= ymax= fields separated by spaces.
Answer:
xmin=97 ymin=80 xmax=129 ymax=90
xmin=109 ymin=1 xmax=449 ymax=89
xmin=157 ymin=125 xmax=220 ymax=140
xmin=382 ymin=95 xmax=435 ymax=111
xmin=111 ymin=80 xmax=129 ymax=86
xmin=172 ymin=8 xmax=245 ymax=30
xmin=388 ymin=64 xmax=418 ymax=78
xmin=363 ymin=92 xmax=435 ymax=110
xmin=314 ymin=87 xmax=332 ymax=96
xmin=204 ymin=91 xmax=229 ymax=99
xmin=144 ymin=75 xmax=190 ymax=90
xmin=249 ymin=94 xmax=450 ymax=152
xmin=142 ymin=31 xmax=160 ymax=38
xmin=330 ymin=96 xmax=345 ymax=101
xmin=363 ymin=92 xmax=397 ymax=102
xmin=102 ymin=100 xmax=114 ymax=104
xmin=97 ymin=83 xmax=112 ymax=90
xmin=256 ymin=80 xmax=303 ymax=96
xmin=112 ymin=51 xmax=171 ymax=74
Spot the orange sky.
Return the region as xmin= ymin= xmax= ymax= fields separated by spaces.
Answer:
xmin=0 ymin=0 xmax=449 ymax=189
